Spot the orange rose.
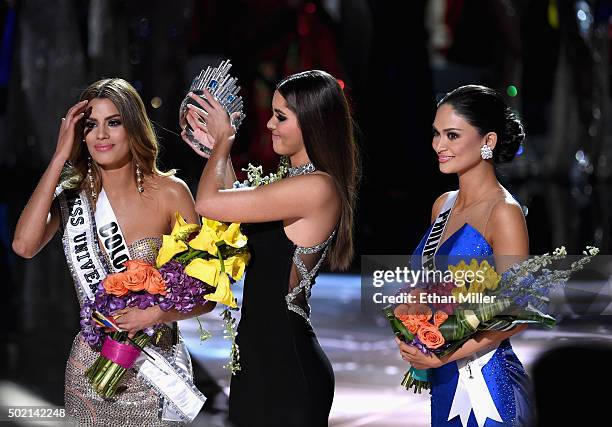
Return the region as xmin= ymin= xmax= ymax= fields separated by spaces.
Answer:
xmin=433 ymin=310 xmax=449 ymax=327
xmin=103 ymin=272 xmax=129 ymax=296
xmin=145 ymin=268 xmax=167 ymax=295
xmin=406 ymin=304 xmax=432 ymax=323
xmin=121 ymin=267 xmax=149 ymax=292
xmin=417 ymin=324 xmax=445 ymax=349
xmin=397 ymin=314 xmax=424 ymax=335
xmin=120 ymin=259 xmax=157 ymax=292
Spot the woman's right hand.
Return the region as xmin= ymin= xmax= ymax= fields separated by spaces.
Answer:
xmin=181 ymin=108 xmax=215 ymax=158
xmin=181 ymin=109 xmax=242 ymax=159
xmin=54 ymin=100 xmax=89 ymax=161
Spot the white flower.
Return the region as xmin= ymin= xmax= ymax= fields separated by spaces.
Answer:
xmin=553 ymin=247 xmax=567 ymax=257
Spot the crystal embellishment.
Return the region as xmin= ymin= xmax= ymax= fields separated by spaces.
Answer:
xmin=287 ymin=163 xmax=316 ymax=177
xmin=179 ymin=59 xmax=245 ymax=138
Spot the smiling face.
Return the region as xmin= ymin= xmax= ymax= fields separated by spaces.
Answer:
xmin=83 ymin=98 xmax=132 ymax=169
xmin=266 ymin=91 xmax=306 ymax=159
xmin=432 ymin=103 xmax=495 ymax=174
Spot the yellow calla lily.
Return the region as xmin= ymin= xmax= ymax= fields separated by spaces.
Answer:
xmin=156 ymin=212 xmax=200 ymax=268
xmin=224 ymin=253 xmax=250 ymax=281
xmin=189 ymin=226 xmax=221 ymax=256
xmin=184 ymin=258 xmax=223 ymax=286
xmin=172 ymin=212 xmax=201 ymax=241
xmin=220 ymin=223 xmax=248 ymax=248
xmin=204 ymin=273 xmax=237 ymax=308
xmin=203 ymin=218 xmax=227 ymax=234
xmin=156 ymin=235 xmax=189 ymax=268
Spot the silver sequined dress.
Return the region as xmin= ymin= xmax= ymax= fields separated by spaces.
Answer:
xmin=64 ymin=237 xmax=188 ymax=426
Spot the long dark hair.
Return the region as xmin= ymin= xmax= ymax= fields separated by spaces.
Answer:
xmin=64 ymin=78 xmax=173 ymax=194
xmin=277 ymin=70 xmax=360 ymax=271
xmin=438 ymin=85 xmax=525 ymax=163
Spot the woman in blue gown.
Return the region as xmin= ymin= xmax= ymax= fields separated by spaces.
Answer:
xmin=396 ymin=85 xmax=533 ymax=426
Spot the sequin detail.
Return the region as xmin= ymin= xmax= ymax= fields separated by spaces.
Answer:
xmin=285 ymin=230 xmax=336 ymax=323
xmin=412 ymin=216 xmax=533 ymax=426
xmin=64 ymin=233 xmax=188 ymax=426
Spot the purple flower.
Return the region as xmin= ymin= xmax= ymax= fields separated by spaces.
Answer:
xmin=79 ymin=261 xmax=215 ymax=350
xmin=158 ymin=261 xmax=214 ymax=313
xmin=411 ymin=336 xmax=430 ymax=355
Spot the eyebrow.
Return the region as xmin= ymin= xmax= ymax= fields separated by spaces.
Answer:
xmin=432 ymin=126 xmax=462 ymax=132
xmin=273 ymin=108 xmax=286 ymax=115
xmin=86 ymin=114 xmax=121 ymax=122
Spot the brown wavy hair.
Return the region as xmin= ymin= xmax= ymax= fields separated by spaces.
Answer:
xmin=64 ymin=78 xmax=173 ymax=195
xmin=277 ymin=70 xmax=361 ymax=271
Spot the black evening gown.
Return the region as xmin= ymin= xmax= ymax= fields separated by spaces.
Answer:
xmin=229 ymin=221 xmax=335 ymax=427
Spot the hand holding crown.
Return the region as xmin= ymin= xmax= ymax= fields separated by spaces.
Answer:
xmin=179 ymin=60 xmax=245 ymax=158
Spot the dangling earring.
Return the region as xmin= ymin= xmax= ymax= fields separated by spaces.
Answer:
xmin=136 ymin=164 xmax=144 ymax=193
xmin=87 ymin=156 xmax=97 ymax=202
xmin=480 ymin=144 xmax=493 ymax=160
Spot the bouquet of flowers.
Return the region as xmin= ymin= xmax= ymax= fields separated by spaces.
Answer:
xmin=384 ymin=246 xmax=599 ymax=393
xmin=80 ymin=213 xmax=250 ymax=398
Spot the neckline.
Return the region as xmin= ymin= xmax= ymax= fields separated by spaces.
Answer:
xmin=96 ymin=188 xmax=163 ymax=249
xmin=127 ymin=236 xmax=162 ymax=248
xmin=288 ymin=163 xmax=316 ymax=177
xmin=437 ymin=222 xmax=491 ymax=252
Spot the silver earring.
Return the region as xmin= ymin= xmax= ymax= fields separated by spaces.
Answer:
xmin=480 ymin=144 xmax=493 ymax=160
xmin=136 ymin=164 xmax=144 ymax=193
xmin=87 ymin=156 xmax=97 ymax=202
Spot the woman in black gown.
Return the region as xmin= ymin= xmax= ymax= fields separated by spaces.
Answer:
xmin=181 ymin=70 xmax=360 ymax=426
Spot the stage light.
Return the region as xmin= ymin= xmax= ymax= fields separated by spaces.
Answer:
xmin=151 ymin=97 xmax=163 ymax=109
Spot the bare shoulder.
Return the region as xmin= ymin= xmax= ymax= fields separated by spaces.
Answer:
xmin=489 ymin=191 xmax=525 ymax=227
xmin=151 ymin=174 xmax=198 ymax=224
xmin=431 ymin=191 xmax=455 ymax=223
xmin=283 ymin=172 xmax=338 ymax=203
xmin=153 ymin=175 xmax=193 ymax=202
xmin=487 ymin=190 xmax=529 ymax=255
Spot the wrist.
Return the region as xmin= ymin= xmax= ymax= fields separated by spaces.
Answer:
xmin=437 ymin=354 xmax=451 ymax=367
xmin=51 ymin=153 xmax=69 ymax=167
xmin=150 ymin=305 xmax=168 ymax=323
xmin=215 ymin=130 xmax=235 ymax=145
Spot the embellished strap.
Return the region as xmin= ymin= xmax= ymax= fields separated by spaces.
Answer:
xmin=286 ymin=230 xmax=336 ymax=322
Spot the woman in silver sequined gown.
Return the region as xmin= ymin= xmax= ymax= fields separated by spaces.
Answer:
xmin=13 ymin=78 xmax=213 ymax=425
xmin=181 ymin=70 xmax=361 ymax=426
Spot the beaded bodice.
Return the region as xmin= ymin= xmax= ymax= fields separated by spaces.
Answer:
xmin=126 ymin=236 xmax=163 ymax=265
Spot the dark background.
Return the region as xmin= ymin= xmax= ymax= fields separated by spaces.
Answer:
xmin=1 ymin=0 xmax=611 ymax=415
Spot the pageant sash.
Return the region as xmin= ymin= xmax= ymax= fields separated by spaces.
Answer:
xmin=136 ymin=343 xmax=206 ymax=422
xmin=447 ymin=347 xmax=503 ymax=427
xmin=421 ymin=190 xmax=458 ymax=270
xmin=95 ymin=189 xmax=131 ymax=273
xmin=59 ymin=190 xmax=108 ymax=300
xmin=60 ymin=190 xmax=205 ymax=422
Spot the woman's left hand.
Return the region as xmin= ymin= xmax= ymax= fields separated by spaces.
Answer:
xmin=396 ymin=337 xmax=443 ymax=370
xmin=112 ymin=306 xmax=163 ymax=338
xmin=187 ymin=89 xmax=235 ymax=144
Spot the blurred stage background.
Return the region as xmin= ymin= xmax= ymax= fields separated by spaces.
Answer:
xmin=1 ymin=1 xmax=612 ymax=426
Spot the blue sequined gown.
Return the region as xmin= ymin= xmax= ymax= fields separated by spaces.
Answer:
xmin=413 ymin=223 xmax=532 ymax=427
